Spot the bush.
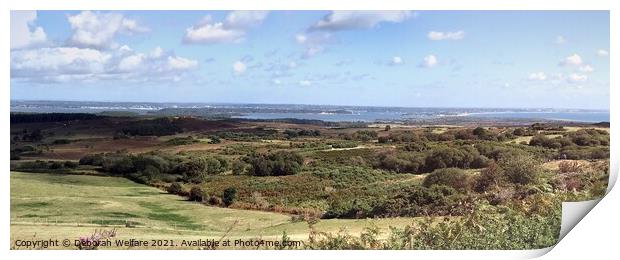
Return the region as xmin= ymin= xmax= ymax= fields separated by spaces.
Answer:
xmin=189 ymin=186 xmax=207 ymax=202
xmin=474 ymin=162 xmax=504 ymax=192
xmin=422 ymin=168 xmax=470 ymax=192
xmin=378 ymin=152 xmax=424 ymax=173
xmin=177 ymin=156 xmax=228 ymax=182
xmin=499 ymin=155 xmax=541 ymax=185
xmin=424 ymin=146 xmax=484 ymax=172
xmin=232 ymin=160 xmax=248 ymax=175
xmin=247 ymin=151 xmax=304 ymax=176
xmin=167 ymin=182 xmax=185 ymax=195
xmin=223 ymin=187 xmax=237 ymax=207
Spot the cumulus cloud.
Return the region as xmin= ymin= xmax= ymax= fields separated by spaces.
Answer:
xmin=528 ymin=72 xmax=547 ymax=81
xmin=389 ymin=56 xmax=404 ymax=65
xmin=184 ymin=11 xmax=269 ymax=44
xmin=233 ymin=61 xmax=247 ymax=74
xmin=597 ymin=49 xmax=609 ymax=57
xmin=309 ymin=11 xmax=413 ymax=31
xmin=419 ymin=55 xmax=438 ymax=68
xmin=427 ymin=31 xmax=465 ymax=41
xmin=10 ymin=11 xmax=47 ymax=49
xmin=67 ymin=11 xmax=148 ymax=49
xmin=224 ymin=11 xmax=269 ymax=30
xmin=559 ymin=54 xmax=583 ymax=66
xmin=567 ymin=73 xmax=588 ymax=83
xmin=11 ymin=46 xmax=197 ymax=83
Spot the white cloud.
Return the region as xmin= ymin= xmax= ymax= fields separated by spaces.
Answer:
xmin=528 ymin=72 xmax=547 ymax=81
xmin=10 ymin=11 xmax=47 ymax=49
xmin=579 ymin=65 xmax=594 ymax=73
xmin=555 ymin=35 xmax=566 ymax=44
xmin=67 ymin=11 xmax=148 ymax=49
xmin=309 ymin=11 xmax=413 ymax=31
xmin=167 ymin=56 xmax=198 ymax=70
xmin=427 ymin=31 xmax=465 ymax=41
xmin=272 ymin=78 xmax=282 ymax=85
xmin=184 ymin=22 xmax=245 ymax=44
xmin=597 ymin=49 xmax=609 ymax=57
xmin=559 ymin=54 xmax=583 ymax=66
xmin=390 ymin=56 xmax=403 ymax=65
xmin=295 ymin=34 xmax=307 ymax=44
xmin=11 ymin=46 xmax=197 ymax=83
xmin=299 ymin=80 xmax=312 ymax=86
xmin=567 ymin=73 xmax=588 ymax=83
xmin=150 ymin=46 xmax=164 ymax=58
xmin=118 ymin=54 xmax=144 ymax=71
xmin=419 ymin=55 xmax=438 ymax=68
xmin=184 ymin=11 xmax=269 ymax=44
xmin=233 ymin=61 xmax=247 ymax=74
xmin=224 ymin=11 xmax=269 ymax=30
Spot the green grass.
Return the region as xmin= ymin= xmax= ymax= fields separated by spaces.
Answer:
xmin=10 ymin=171 xmax=422 ymax=249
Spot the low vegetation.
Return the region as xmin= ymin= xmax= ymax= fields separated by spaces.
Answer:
xmin=10 ymin=114 xmax=609 ymax=249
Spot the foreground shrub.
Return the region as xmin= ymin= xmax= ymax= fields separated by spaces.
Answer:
xmin=306 ymin=201 xmax=561 ymax=250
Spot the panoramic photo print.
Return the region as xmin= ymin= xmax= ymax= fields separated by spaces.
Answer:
xmin=10 ymin=10 xmax=610 ymax=250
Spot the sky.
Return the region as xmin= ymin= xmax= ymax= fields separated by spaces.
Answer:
xmin=10 ymin=10 xmax=610 ymax=109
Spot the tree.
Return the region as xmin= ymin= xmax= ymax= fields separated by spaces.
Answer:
xmin=223 ymin=187 xmax=237 ymax=207
xmin=385 ymin=125 xmax=391 ymax=131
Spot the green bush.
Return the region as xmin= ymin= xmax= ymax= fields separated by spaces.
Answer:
xmin=422 ymin=168 xmax=470 ymax=192
xmin=223 ymin=187 xmax=237 ymax=207
xmin=167 ymin=182 xmax=185 ymax=195
xmin=498 ymin=155 xmax=541 ymax=185
xmin=247 ymin=151 xmax=304 ymax=176
xmin=189 ymin=186 xmax=207 ymax=202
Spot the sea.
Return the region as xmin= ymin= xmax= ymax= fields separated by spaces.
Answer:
xmin=10 ymin=100 xmax=610 ymax=123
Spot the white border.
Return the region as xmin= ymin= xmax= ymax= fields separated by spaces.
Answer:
xmin=3 ymin=1 xmax=617 ymax=259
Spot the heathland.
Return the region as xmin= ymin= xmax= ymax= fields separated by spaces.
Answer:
xmin=10 ymin=112 xmax=609 ymax=249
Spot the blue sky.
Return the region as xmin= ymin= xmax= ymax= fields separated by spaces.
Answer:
xmin=10 ymin=11 xmax=609 ymax=109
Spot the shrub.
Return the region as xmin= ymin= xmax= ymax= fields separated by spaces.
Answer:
xmin=63 ymin=161 xmax=79 ymax=169
xmin=422 ymin=168 xmax=470 ymax=192
xmin=207 ymin=196 xmax=223 ymax=206
xmin=499 ymin=155 xmax=541 ymax=185
xmin=247 ymin=151 xmax=304 ymax=176
xmin=474 ymin=162 xmax=504 ymax=192
xmin=558 ymin=161 xmax=583 ymax=173
xmin=223 ymin=187 xmax=237 ymax=207
xmin=167 ymin=182 xmax=184 ymax=195
xmin=232 ymin=160 xmax=248 ymax=175
xmin=189 ymin=186 xmax=207 ymax=202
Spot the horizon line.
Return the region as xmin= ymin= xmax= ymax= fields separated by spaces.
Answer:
xmin=9 ymin=99 xmax=610 ymax=112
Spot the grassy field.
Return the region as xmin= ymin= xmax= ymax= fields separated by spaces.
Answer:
xmin=10 ymin=171 xmax=421 ymax=249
